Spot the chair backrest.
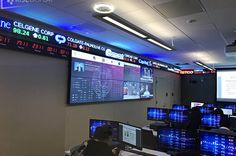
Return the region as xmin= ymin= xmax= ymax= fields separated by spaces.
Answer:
xmin=142 ymin=129 xmax=157 ymax=150
xmin=69 ymin=141 xmax=88 ymax=156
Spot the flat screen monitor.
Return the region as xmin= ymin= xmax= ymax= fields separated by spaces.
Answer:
xmin=204 ymin=103 xmax=215 ymax=108
xmin=172 ymin=104 xmax=190 ymax=111
xmin=169 ymin=110 xmax=189 ymax=124
xmin=222 ymin=108 xmax=233 ymax=115
xmin=217 ymin=69 xmax=236 ymax=102
xmin=200 ymin=130 xmax=236 ymax=156
xmin=199 ymin=106 xmax=214 ymax=114
xmin=89 ymin=119 xmax=119 ymax=141
xmin=224 ymin=104 xmax=236 ymax=112
xmin=201 ymin=114 xmax=221 ymax=128
xmin=69 ymin=50 xmax=153 ymax=104
xmin=118 ymin=123 xmax=142 ymax=150
xmin=157 ymin=128 xmax=196 ymax=151
xmin=191 ymin=102 xmax=204 ymax=108
xmin=147 ymin=107 xmax=169 ymax=121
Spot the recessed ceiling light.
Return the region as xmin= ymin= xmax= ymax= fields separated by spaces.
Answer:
xmin=93 ymin=3 xmax=115 ymax=14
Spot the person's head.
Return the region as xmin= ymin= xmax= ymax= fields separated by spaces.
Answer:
xmin=214 ymin=108 xmax=224 ymax=116
xmin=94 ymin=125 xmax=113 ymax=145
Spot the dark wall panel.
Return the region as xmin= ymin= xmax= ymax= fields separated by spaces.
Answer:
xmin=181 ymin=74 xmax=216 ymax=106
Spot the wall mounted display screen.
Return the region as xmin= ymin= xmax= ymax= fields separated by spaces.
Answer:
xmin=147 ymin=107 xmax=169 ymax=121
xmin=69 ymin=50 xmax=153 ymax=104
xmin=217 ymin=70 xmax=236 ymax=102
xmin=158 ymin=128 xmax=196 ymax=151
xmin=200 ymin=130 xmax=236 ymax=156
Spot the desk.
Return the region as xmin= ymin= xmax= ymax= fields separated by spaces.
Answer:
xmin=142 ymin=125 xmax=157 ymax=137
xmin=120 ymin=148 xmax=170 ymax=156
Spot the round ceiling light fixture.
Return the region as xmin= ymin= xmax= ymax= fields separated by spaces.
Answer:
xmin=93 ymin=3 xmax=115 ymax=14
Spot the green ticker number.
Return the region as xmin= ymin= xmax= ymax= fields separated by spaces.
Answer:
xmin=36 ymin=34 xmax=49 ymax=42
xmin=13 ymin=27 xmax=30 ymax=36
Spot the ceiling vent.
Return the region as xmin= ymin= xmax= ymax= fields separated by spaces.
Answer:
xmin=153 ymin=0 xmax=204 ymax=19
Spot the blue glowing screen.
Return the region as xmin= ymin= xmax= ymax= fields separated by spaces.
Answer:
xmin=200 ymin=107 xmax=214 ymax=114
xmin=158 ymin=128 xmax=196 ymax=151
xmin=200 ymin=131 xmax=236 ymax=156
xmin=172 ymin=104 xmax=190 ymax=111
xmin=169 ymin=110 xmax=189 ymax=123
xmin=89 ymin=119 xmax=118 ymax=140
xmin=204 ymin=103 xmax=215 ymax=108
xmin=147 ymin=107 xmax=168 ymax=121
xmin=201 ymin=114 xmax=221 ymax=128
xmin=224 ymin=104 xmax=236 ymax=112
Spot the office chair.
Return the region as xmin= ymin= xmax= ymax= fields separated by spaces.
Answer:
xmin=65 ymin=141 xmax=88 ymax=156
xmin=142 ymin=129 xmax=157 ymax=150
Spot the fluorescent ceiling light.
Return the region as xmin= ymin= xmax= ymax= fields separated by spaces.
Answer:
xmin=147 ymin=38 xmax=172 ymax=51
xmin=194 ymin=61 xmax=214 ymax=71
xmin=102 ymin=16 xmax=147 ymax=38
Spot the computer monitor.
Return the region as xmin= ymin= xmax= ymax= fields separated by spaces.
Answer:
xmin=147 ymin=107 xmax=169 ymax=121
xmin=230 ymin=116 xmax=236 ymax=131
xmin=169 ymin=110 xmax=189 ymax=124
xmin=89 ymin=119 xmax=119 ymax=141
xmin=204 ymin=103 xmax=215 ymax=108
xmin=172 ymin=104 xmax=190 ymax=111
xmin=199 ymin=106 xmax=214 ymax=114
xmin=118 ymin=123 xmax=142 ymax=150
xmin=222 ymin=108 xmax=233 ymax=116
xmin=200 ymin=130 xmax=236 ymax=155
xmin=224 ymin=104 xmax=236 ymax=113
xmin=191 ymin=102 xmax=204 ymax=108
xmin=201 ymin=114 xmax=221 ymax=128
xmin=157 ymin=128 xmax=197 ymax=151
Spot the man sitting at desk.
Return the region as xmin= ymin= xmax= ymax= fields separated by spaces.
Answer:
xmin=83 ymin=125 xmax=119 ymax=156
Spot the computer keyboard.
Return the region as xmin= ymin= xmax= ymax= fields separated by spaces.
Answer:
xmin=129 ymin=149 xmax=156 ymax=156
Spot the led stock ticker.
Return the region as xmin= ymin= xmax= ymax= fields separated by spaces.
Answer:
xmin=0 ymin=16 xmax=180 ymax=73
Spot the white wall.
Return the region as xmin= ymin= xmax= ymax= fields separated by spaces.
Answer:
xmin=0 ymin=49 xmax=181 ymax=155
